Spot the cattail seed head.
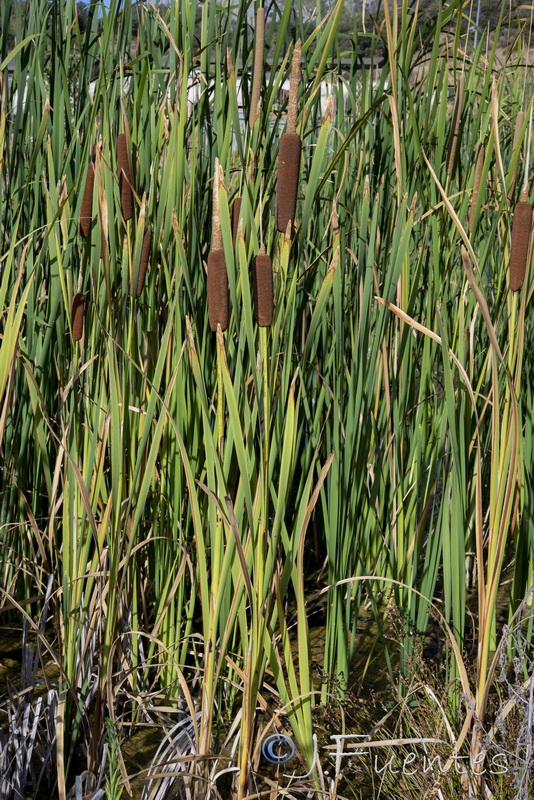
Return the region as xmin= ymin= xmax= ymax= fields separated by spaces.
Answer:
xmin=79 ymin=162 xmax=95 ymax=238
xmin=207 ymin=249 xmax=229 ymax=331
xmin=276 ymin=131 xmax=301 ymax=232
xmin=135 ymin=229 xmax=152 ymax=297
xmin=231 ymin=197 xmax=241 ymax=246
xmin=117 ymin=132 xmax=133 ymax=221
xmin=252 ymin=253 xmax=273 ymax=326
xmin=71 ymin=292 xmax=85 ymax=341
xmin=510 ymin=199 xmax=532 ymax=291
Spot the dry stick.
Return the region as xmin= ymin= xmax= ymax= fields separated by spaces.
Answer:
xmin=117 ymin=132 xmax=133 ymax=221
xmin=507 ymin=111 xmax=525 ymax=204
xmin=249 ymin=7 xmax=265 ymax=128
xmin=446 ymin=73 xmax=465 ymax=177
xmin=207 ymin=160 xmax=229 ymax=331
xmin=276 ymin=40 xmax=302 ymax=233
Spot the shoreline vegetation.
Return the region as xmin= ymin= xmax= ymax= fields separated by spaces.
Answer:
xmin=1 ymin=0 xmax=534 ymax=798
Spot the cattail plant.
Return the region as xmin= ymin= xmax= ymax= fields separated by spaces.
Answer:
xmin=469 ymin=142 xmax=485 ymax=232
xmin=510 ymin=113 xmax=532 ymax=292
xmin=252 ymin=180 xmax=273 ymax=326
xmin=79 ymin=147 xmax=95 ymax=238
xmin=249 ymin=7 xmax=265 ymax=128
xmin=207 ymin=160 xmax=229 ymax=331
xmin=276 ymin=40 xmax=301 ymax=233
xmin=252 ymin=251 xmax=273 ymax=326
xmin=508 ymin=111 xmax=525 ymax=204
xmin=135 ymin=229 xmax=151 ymax=297
xmin=71 ymin=292 xmax=85 ymax=341
xmin=510 ymin=189 xmax=532 ymax=292
xmin=446 ymin=73 xmax=465 ymax=177
xmin=117 ymin=132 xmax=133 ymax=221
xmin=231 ymin=196 xmax=241 ymax=246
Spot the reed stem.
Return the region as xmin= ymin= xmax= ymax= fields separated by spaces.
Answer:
xmin=249 ymin=7 xmax=265 ymax=128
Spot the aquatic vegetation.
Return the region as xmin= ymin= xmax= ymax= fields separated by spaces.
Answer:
xmin=0 ymin=0 xmax=533 ymax=798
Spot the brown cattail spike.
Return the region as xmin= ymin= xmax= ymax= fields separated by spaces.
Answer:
xmin=71 ymin=293 xmax=86 ymax=341
xmin=252 ymin=253 xmax=273 ymax=326
xmin=276 ymin=131 xmax=301 ymax=232
xmin=510 ymin=199 xmax=532 ymax=291
xmin=79 ymin=161 xmax=95 ymax=238
xmin=117 ymin=132 xmax=133 ymax=221
xmin=231 ymin=197 xmax=241 ymax=246
xmin=207 ymin=249 xmax=229 ymax=331
xmin=276 ymin=40 xmax=301 ymax=233
xmin=136 ymin=229 xmax=152 ymax=297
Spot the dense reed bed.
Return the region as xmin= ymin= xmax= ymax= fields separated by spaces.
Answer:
xmin=1 ymin=1 xmax=534 ymax=798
